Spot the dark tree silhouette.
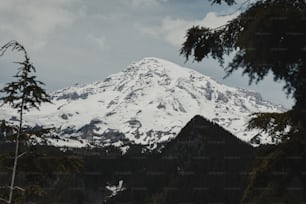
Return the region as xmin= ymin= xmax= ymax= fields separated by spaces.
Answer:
xmin=0 ymin=41 xmax=51 ymax=203
xmin=181 ymin=0 xmax=306 ymax=202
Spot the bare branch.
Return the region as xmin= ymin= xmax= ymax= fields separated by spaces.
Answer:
xmin=17 ymin=152 xmax=27 ymax=159
xmin=0 ymin=197 xmax=9 ymax=203
xmin=13 ymin=186 xmax=25 ymax=192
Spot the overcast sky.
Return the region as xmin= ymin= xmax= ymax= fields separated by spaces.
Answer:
xmin=0 ymin=0 xmax=293 ymax=108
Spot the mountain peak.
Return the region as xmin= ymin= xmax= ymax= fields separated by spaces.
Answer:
xmin=132 ymin=57 xmax=178 ymax=67
xmin=1 ymin=57 xmax=285 ymax=149
xmin=124 ymin=57 xmax=195 ymax=78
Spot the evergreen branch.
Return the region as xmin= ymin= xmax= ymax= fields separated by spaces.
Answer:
xmin=219 ymin=0 xmax=251 ymax=17
xmin=247 ymin=111 xmax=292 ymax=142
xmin=209 ymin=0 xmax=236 ymax=5
xmin=192 ymin=0 xmax=252 ymax=34
xmin=0 ymin=41 xmax=29 ymax=61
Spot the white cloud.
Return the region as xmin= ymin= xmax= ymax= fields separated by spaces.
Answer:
xmin=0 ymin=0 xmax=80 ymax=50
xmin=138 ymin=11 xmax=239 ymax=47
xmin=127 ymin=0 xmax=168 ymax=8
xmin=88 ymin=34 xmax=106 ymax=48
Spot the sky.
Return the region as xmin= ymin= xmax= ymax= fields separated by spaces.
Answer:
xmin=0 ymin=0 xmax=294 ymax=108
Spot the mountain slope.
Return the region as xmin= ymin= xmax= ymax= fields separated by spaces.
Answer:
xmin=0 ymin=57 xmax=285 ymax=148
xmin=107 ymin=115 xmax=254 ymax=204
xmin=0 ymin=115 xmax=255 ymax=204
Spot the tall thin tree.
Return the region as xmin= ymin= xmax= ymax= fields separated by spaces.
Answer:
xmin=0 ymin=41 xmax=51 ymax=203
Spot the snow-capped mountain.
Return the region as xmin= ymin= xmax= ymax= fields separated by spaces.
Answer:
xmin=0 ymin=57 xmax=285 ymax=149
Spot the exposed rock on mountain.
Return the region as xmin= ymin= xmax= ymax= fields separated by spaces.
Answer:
xmin=0 ymin=57 xmax=285 ymax=149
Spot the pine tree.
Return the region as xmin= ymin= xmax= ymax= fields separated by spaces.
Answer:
xmin=181 ymin=0 xmax=306 ymax=203
xmin=0 ymin=41 xmax=51 ymax=203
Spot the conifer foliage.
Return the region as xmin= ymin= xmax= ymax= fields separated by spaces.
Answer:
xmin=209 ymin=0 xmax=236 ymax=5
xmin=181 ymin=0 xmax=306 ymax=128
xmin=0 ymin=41 xmax=51 ymax=203
xmin=181 ymin=0 xmax=306 ymax=203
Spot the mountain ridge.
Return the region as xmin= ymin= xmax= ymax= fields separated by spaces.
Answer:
xmin=106 ymin=114 xmax=255 ymax=204
xmin=0 ymin=57 xmax=285 ymax=149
